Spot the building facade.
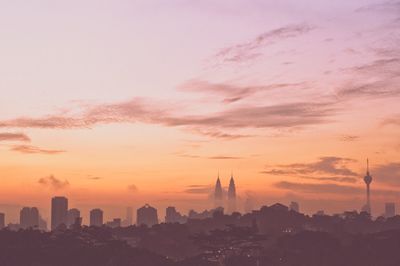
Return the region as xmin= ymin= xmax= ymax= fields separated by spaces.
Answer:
xmin=90 ymin=208 xmax=103 ymax=227
xmin=51 ymin=196 xmax=68 ymax=230
xmin=20 ymin=207 xmax=39 ymax=229
xmin=137 ymin=204 xmax=158 ymax=227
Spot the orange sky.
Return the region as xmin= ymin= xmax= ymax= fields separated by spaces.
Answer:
xmin=0 ymin=0 xmax=400 ymax=224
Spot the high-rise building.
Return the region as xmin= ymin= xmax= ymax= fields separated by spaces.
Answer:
xmin=137 ymin=204 xmax=158 ymax=227
xmin=165 ymin=206 xmax=187 ymax=224
xmin=362 ymin=159 xmax=372 ymax=214
xmin=0 ymin=213 xmax=5 ymax=229
xmin=385 ymin=202 xmax=395 ymax=218
xmin=20 ymin=207 xmax=39 ymax=229
xmin=289 ymin=202 xmax=300 ymax=212
xmin=67 ymin=208 xmax=81 ymax=227
xmin=214 ymin=174 xmax=223 ymax=207
xmin=51 ymin=196 xmax=68 ymax=230
xmin=227 ymin=174 xmax=237 ymax=213
xmin=90 ymin=209 xmax=103 ymax=227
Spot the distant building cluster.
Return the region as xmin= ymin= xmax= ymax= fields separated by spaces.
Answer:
xmin=214 ymin=173 xmax=237 ymax=214
xmin=0 ymin=162 xmax=397 ymax=231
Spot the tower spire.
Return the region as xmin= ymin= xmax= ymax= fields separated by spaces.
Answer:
xmin=363 ymin=158 xmax=372 ymax=214
xmin=214 ymin=172 xmax=223 ymax=204
xmin=228 ymin=172 xmax=237 ymax=213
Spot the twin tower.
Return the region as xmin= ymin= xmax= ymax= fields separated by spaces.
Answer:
xmin=214 ymin=173 xmax=237 ymax=214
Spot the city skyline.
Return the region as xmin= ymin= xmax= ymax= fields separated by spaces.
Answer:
xmin=0 ymin=166 xmax=395 ymax=229
xmin=1 ymin=0 xmax=400 ymax=224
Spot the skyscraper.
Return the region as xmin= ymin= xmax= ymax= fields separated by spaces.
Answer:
xmin=90 ymin=209 xmax=103 ymax=227
xmin=20 ymin=207 xmax=39 ymax=229
xmin=67 ymin=208 xmax=81 ymax=228
xmin=0 ymin=213 xmax=4 ymax=229
xmin=385 ymin=203 xmax=395 ymax=218
xmin=137 ymin=204 xmax=158 ymax=227
xmin=362 ymin=159 xmax=372 ymax=214
xmin=165 ymin=206 xmax=187 ymax=224
xmin=214 ymin=173 xmax=223 ymax=207
xmin=51 ymin=196 xmax=68 ymax=230
xmin=227 ymin=174 xmax=237 ymax=213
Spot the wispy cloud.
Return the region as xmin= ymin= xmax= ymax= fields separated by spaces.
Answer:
xmin=339 ymin=135 xmax=360 ymax=142
xmin=164 ymin=102 xmax=336 ymax=129
xmin=213 ymin=23 xmax=314 ymax=64
xmin=175 ymin=152 xmax=243 ymax=160
xmin=301 ymin=176 xmax=358 ymax=184
xmin=382 ymin=114 xmax=400 ymax=126
xmin=338 ymin=58 xmax=400 ymax=99
xmin=180 ymin=79 xmax=305 ymax=103
xmin=276 ymin=181 xmax=361 ymax=194
xmin=127 ymin=184 xmax=138 ymax=192
xmin=188 ymin=128 xmax=252 ymax=140
xmin=275 ymin=181 xmax=399 ymax=196
xmin=87 ymin=175 xmax=102 ymax=180
xmin=262 ymin=156 xmax=358 ymax=177
xmin=0 ymin=98 xmax=338 ymax=139
xmin=356 ymin=1 xmax=400 ymax=13
xmin=0 ymin=132 xmax=30 ymax=142
xmin=38 ymin=175 xmax=69 ymax=190
xmin=207 ymin=156 xmax=243 ymax=160
xmin=183 ymin=185 xmax=212 ymax=194
xmin=10 ymin=145 xmax=65 ymax=154
xmin=372 ymin=162 xmax=400 ymax=186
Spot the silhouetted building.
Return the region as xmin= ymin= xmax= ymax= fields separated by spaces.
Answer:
xmin=227 ymin=174 xmax=237 ymax=214
xmin=51 ymin=197 xmax=68 ymax=230
xmin=0 ymin=213 xmax=4 ymax=229
xmin=289 ymin=202 xmax=300 ymax=212
xmin=314 ymin=210 xmax=325 ymax=216
xmin=106 ymin=218 xmax=121 ymax=228
xmin=385 ymin=202 xmax=395 ymax=218
xmin=20 ymin=207 xmax=39 ymax=229
xmin=362 ymin=159 xmax=372 ymax=214
xmin=67 ymin=208 xmax=81 ymax=228
xmin=214 ymin=174 xmax=223 ymax=207
xmin=7 ymin=223 xmax=21 ymax=231
xmin=188 ymin=207 xmax=224 ymax=220
xmin=137 ymin=204 xmax=158 ymax=227
xmin=90 ymin=209 xmax=103 ymax=227
xmin=165 ymin=206 xmax=187 ymax=224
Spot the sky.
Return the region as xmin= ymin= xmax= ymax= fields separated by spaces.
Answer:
xmin=0 ymin=0 xmax=400 ymax=224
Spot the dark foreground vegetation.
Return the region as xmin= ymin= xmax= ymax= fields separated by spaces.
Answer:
xmin=2 ymin=204 xmax=400 ymax=266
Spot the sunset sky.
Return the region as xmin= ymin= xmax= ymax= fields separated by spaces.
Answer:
xmin=1 ymin=0 xmax=400 ymax=224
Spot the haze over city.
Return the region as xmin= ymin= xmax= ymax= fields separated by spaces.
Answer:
xmin=1 ymin=0 xmax=400 ymax=226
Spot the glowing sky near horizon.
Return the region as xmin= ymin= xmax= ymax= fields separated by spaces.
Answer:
xmin=1 ymin=0 xmax=400 ymax=223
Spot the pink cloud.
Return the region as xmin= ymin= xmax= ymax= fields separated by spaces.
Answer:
xmin=0 ymin=132 xmax=30 ymax=142
xmin=11 ymin=145 xmax=65 ymax=155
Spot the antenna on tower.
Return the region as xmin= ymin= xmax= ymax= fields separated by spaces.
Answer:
xmin=367 ymin=158 xmax=370 ymax=175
